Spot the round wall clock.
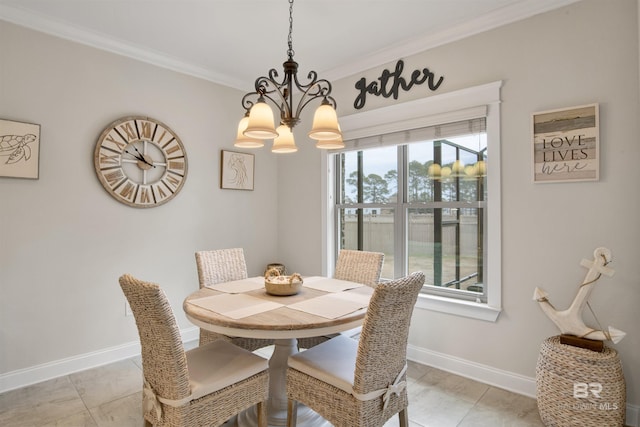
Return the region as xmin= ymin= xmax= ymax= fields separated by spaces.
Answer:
xmin=94 ymin=116 xmax=188 ymax=208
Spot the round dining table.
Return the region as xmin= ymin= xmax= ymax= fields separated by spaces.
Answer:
xmin=183 ymin=276 xmax=374 ymax=427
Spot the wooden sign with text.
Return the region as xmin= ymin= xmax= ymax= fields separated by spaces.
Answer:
xmin=532 ymin=103 xmax=599 ymax=183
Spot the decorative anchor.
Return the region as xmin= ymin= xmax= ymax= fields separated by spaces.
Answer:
xmin=533 ymin=247 xmax=626 ymax=344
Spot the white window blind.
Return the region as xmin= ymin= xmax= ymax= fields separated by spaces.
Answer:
xmin=342 ymin=116 xmax=487 ymax=152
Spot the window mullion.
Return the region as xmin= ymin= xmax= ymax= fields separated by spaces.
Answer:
xmin=357 ymin=151 xmax=364 ymax=250
xmin=396 ymin=145 xmax=407 ymax=279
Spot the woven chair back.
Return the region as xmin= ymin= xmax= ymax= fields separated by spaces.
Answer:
xmin=353 ymin=271 xmax=425 ymax=395
xmin=195 ymin=248 xmax=248 ymax=288
xmin=334 ymin=249 xmax=384 ymax=287
xmin=119 ymin=274 xmax=191 ymax=401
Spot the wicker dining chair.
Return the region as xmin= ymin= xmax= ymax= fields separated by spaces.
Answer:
xmin=286 ymin=271 xmax=425 ymax=427
xmin=297 ymin=249 xmax=384 ymax=349
xmin=195 ymin=248 xmax=273 ymax=351
xmin=119 ymin=274 xmax=269 ymax=427
xmin=334 ymin=249 xmax=385 ymax=287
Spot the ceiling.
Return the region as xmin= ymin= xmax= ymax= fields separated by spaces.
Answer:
xmin=0 ymin=0 xmax=579 ymax=91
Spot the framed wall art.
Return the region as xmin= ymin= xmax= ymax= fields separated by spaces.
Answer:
xmin=0 ymin=118 xmax=41 ymax=179
xmin=532 ymin=103 xmax=599 ymax=183
xmin=220 ymin=150 xmax=254 ymax=190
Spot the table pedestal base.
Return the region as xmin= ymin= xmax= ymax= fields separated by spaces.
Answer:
xmin=235 ymin=338 xmax=330 ymax=427
xmin=236 ymin=404 xmax=330 ymax=427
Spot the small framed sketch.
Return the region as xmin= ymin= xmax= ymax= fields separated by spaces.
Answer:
xmin=0 ymin=118 xmax=41 ymax=179
xmin=220 ymin=150 xmax=254 ymax=190
xmin=532 ymin=103 xmax=599 ymax=183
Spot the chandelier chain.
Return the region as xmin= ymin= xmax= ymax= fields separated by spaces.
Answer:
xmin=287 ymin=0 xmax=295 ymax=59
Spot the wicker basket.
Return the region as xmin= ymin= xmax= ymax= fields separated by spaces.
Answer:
xmin=536 ymin=336 xmax=626 ymax=426
xmin=264 ymin=268 xmax=303 ymax=296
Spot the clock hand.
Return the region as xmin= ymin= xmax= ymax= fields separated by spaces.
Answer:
xmin=124 ymin=149 xmax=156 ymax=169
xmin=124 ymin=149 xmax=144 ymax=161
xmin=133 ymin=146 xmax=156 ymax=168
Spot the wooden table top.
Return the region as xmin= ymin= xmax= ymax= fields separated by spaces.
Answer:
xmin=183 ymin=277 xmax=374 ymax=339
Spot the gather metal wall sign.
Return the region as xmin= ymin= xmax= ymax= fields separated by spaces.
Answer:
xmin=353 ymin=59 xmax=444 ymax=109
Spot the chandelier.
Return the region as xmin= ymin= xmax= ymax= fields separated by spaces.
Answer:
xmin=233 ymin=0 xmax=343 ymax=153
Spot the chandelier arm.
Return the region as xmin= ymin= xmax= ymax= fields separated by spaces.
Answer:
xmin=254 ymin=73 xmax=284 ymax=95
xmin=265 ymin=92 xmax=292 ymax=119
xmin=294 ymin=90 xmax=326 ymax=119
xmin=296 ymin=80 xmax=334 ymax=100
xmin=241 ymin=69 xmax=283 ymax=112
xmin=292 ymin=71 xmax=334 ymax=101
xmin=292 ymin=70 xmax=318 ymax=93
xmin=290 ymin=77 xmax=337 ymax=119
xmin=242 ymin=77 xmax=337 ymax=127
xmin=247 ymin=71 xmax=292 ymax=115
xmin=266 ymin=68 xmax=286 ymax=86
xmin=241 ymin=92 xmax=261 ymax=111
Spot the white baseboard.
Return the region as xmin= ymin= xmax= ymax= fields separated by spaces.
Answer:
xmin=0 ymin=326 xmax=200 ymax=394
xmin=407 ymin=344 xmax=639 ymax=427
xmin=407 ymin=343 xmax=538 ymax=397
xmin=627 ymin=405 xmax=640 ymax=427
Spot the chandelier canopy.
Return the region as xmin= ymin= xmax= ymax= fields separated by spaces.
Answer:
xmin=234 ymin=0 xmax=343 ymax=153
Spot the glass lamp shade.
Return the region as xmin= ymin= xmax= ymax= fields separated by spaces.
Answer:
xmin=464 ymin=165 xmax=476 ymax=177
xmin=234 ymin=116 xmax=264 ymax=148
xmin=308 ymin=103 xmax=341 ymax=140
xmin=244 ymin=101 xmax=278 ymax=139
xmin=452 ymin=159 xmax=465 ymax=175
xmin=316 ymin=137 xmax=345 ymax=149
xmin=463 ymin=160 xmax=487 ymax=179
xmin=272 ymin=125 xmax=298 ymax=153
xmin=427 ymin=163 xmax=441 ymax=179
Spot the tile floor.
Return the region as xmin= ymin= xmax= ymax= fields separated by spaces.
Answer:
xmin=0 ymin=344 xmax=545 ymax=427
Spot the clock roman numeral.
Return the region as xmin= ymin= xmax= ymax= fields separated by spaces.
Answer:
xmin=119 ymin=180 xmax=138 ymax=202
xmin=163 ymin=173 xmax=183 ymax=190
xmin=133 ymin=185 xmax=169 ymax=206
xmin=98 ymin=151 xmax=120 ymax=166
xmin=103 ymin=169 xmax=125 ymax=187
xmin=139 ymin=186 xmax=154 ymax=204
xmin=153 ymin=182 xmax=169 ymax=201
xmin=103 ymin=132 xmax=127 ymax=152
xmin=118 ymin=122 xmax=137 ymax=141
xmin=153 ymin=128 xmax=169 ymax=144
xmin=138 ymin=120 xmax=154 ymax=140
xmin=168 ymin=160 xmax=185 ymax=171
xmin=164 ymin=141 xmax=182 ymax=155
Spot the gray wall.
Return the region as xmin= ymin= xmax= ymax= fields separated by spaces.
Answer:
xmin=279 ymin=0 xmax=640 ymax=412
xmin=0 ymin=21 xmax=279 ymax=373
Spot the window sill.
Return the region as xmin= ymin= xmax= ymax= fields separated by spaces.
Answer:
xmin=415 ymin=293 xmax=501 ymax=322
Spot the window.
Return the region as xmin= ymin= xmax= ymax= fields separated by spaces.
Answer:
xmin=323 ymin=82 xmax=502 ymax=321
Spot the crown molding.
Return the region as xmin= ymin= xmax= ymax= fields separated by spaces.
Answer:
xmin=0 ymin=3 xmax=247 ymax=89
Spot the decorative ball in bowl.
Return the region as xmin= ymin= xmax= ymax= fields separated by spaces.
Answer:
xmin=264 ymin=268 xmax=303 ymax=296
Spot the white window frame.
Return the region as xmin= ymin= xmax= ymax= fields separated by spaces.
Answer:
xmin=321 ymin=81 xmax=502 ymax=322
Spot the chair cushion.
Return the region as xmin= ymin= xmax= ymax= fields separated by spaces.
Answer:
xmin=288 ymin=334 xmax=357 ymax=395
xmin=186 ymin=339 xmax=268 ymax=401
